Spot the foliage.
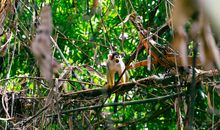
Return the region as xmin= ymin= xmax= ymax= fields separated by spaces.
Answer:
xmin=0 ymin=0 xmax=220 ymax=129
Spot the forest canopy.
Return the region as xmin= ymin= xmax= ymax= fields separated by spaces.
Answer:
xmin=1 ymin=0 xmax=220 ymax=129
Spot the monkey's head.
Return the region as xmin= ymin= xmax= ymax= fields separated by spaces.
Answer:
xmin=108 ymin=52 xmax=122 ymax=63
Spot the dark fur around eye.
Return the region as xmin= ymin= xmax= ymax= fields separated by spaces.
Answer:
xmin=111 ymin=52 xmax=119 ymax=59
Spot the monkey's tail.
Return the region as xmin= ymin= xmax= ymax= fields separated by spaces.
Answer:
xmin=114 ymin=94 xmax=118 ymax=113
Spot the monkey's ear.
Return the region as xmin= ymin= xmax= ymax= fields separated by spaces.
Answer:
xmin=108 ymin=54 xmax=113 ymax=60
xmin=120 ymin=53 xmax=126 ymax=58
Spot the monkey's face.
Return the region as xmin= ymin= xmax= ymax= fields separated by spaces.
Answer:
xmin=107 ymin=52 xmax=126 ymax=72
xmin=108 ymin=52 xmax=122 ymax=64
xmin=113 ymin=55 xmax=120 ymax=63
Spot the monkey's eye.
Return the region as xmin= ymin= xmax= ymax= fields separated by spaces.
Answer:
xmin=115 ymin=55 xmax=119 ymax=58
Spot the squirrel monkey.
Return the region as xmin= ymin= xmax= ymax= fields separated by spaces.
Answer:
xmin=106 ymin=52 xmax=129 ymax=89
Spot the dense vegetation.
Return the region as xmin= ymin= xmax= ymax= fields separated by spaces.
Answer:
xmin=0 ymin=0 xmax=220 ymax=129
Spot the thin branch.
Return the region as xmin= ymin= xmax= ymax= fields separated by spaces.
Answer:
xmin=50 ymin=36 xmax=70 ymax=66
xmin=48 ymin=92 xmax=186 ymax=117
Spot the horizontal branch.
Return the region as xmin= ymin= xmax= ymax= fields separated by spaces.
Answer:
xmin=61 ymin=75 xmax=177 ymax=98
xmin=48 ymin=92 xmax=185 ymax=117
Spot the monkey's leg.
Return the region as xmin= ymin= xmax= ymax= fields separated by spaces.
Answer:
xmin=107 ymin=71 xmax=115 ymax=89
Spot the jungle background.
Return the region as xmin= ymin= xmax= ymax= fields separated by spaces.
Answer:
xmin=1 ymin=0 xmax=220 ymax=129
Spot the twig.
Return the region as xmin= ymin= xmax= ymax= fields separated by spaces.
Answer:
xmin=50 ymin=36 xmax=70 ymax=66
xmin=54 ymin=30 xmax=92 ymax=60
xmin=5 ymin=32 xmax=13 ymax=79
xmin=1 ymin=32 xmax=13 ymax=120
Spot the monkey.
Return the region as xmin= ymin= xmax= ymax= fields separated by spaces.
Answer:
xmin=31 ymin=6 xmax=53 ymax=83
xmin=106 ymin=51 xmax=129 ymax=113
xmin=106 ymin=51 xmax=129 ymax=89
